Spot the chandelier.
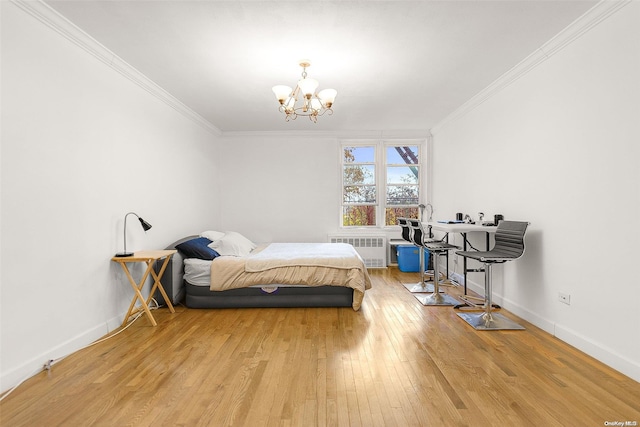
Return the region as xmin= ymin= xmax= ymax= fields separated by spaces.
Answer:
xmin=272 ymin=61 xmax=337 ymax=123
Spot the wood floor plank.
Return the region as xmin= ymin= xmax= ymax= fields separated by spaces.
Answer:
xmin=1 ymin=268 xmax=639 ymax=426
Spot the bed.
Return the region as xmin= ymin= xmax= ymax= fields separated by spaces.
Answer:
xmin=153 ymin=231 xmax=372 ymax=311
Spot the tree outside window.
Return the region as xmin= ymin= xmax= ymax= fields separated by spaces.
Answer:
xmin=342 ymin=142 xmax=423 ymax=227
xmin=343 ymin=146 xmax=376 ymax=226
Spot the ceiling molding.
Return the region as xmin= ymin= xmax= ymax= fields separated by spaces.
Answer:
xmin=221 ymin=129 xmax=431 ymax=140
xmin=431 ymin=0 xmax=631 ymax=135
xmin=12 ymin=0 xmax=222 ymax=136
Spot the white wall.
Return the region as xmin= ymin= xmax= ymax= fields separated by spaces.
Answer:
xmin=217 ymin=135 xmax=341 ymax=243
xmin=1 ymin=2 xmax=221 ymax=391
xmin=216 ymin=134 xmax=428 ymax=245
xmin=431 ymin=2 xmax=640 ymax=381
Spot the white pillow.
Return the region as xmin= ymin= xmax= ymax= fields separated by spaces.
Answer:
xmin=208 ymin=231 xmax=256 ymax=257
xmin=200 ymin=230 xmax=226 ymax=242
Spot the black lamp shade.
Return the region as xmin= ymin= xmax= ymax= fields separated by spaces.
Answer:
xmin=138 ymin=217 xmax=152 ymax=231
xmin=114 ymin=212 xmax=152 ymax=257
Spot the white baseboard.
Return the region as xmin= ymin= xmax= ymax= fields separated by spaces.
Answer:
xmin=0 ymin=313 xmax=124 ymax=394
xmin=447 ymin=270 xmax=485 ymax=296
xmin=498 ymin=297 xmax=555 ymax=334
xmin=554 ymin=324 xmax=640 ymax=382
xmin=454 ymin=269 xmax=640 ymax=382
xmin=448 ymin=272 xmax=465 ymax=287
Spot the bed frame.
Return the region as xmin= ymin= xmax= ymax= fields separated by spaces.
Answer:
xmin=153 ymin=236 xmax=354 ymax=308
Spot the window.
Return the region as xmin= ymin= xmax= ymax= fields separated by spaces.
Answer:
xmin=385 ymin=145 xmax=420 ymax=225
xmin=342 ymin=145 xmax=377 ymax=226
xmin=341 ymin=141 xmax=423 ymax=227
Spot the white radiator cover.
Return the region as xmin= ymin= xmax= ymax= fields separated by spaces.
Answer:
xmin=328 ymin=235 xmax=387 ymax=268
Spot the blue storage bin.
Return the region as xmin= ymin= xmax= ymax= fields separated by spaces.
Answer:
xmin=397 ymin=246 xmax=430 ymax=272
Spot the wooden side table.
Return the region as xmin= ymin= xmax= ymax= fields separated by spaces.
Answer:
xmin=111 ymin=250 xmax=177 ymax=327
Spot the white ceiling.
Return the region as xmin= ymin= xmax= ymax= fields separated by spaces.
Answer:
xmin=44 ymin=0 xmax=598 ymax=134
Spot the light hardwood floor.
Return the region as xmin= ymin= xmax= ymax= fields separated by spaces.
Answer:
xmin=2 ymin=268 xmax=639 ymax=426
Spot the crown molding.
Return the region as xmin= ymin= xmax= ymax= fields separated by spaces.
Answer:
xmin=11 ymin=0 xmax=222 ymax=136
xmin=431 ymin=0 xmax=631 ymax=135
xmin=15 ymin=0 xmax=627 ymax=140
xmin=220 ymin=129 xmax=430 ymax=140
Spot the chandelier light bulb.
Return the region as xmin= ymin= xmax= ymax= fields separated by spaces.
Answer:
xmin=297 ymin=78 xmax=319 ymax=97
xmin=318 ymin=88 xmax=337 ymax=107
xmin=272 ymin=85 xmax=292 ymax=103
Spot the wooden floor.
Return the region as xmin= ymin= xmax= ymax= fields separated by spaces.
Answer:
xmin=2 ymin=268 xmax=639 ymax=426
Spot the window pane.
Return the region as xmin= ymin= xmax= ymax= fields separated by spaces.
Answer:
xmin=343 ymin=206 xmax=376 ymax=226
xmin=387 ymin=146 xmax=419 ymax=165
xmin=386 ymin=185 xmax=419 ymax=205
xmin=344 ymin=185 xmax=376 ymax=203
xmin=343 ymin=165 xmax=375 ymax=185
xmin=344 ymin=146 xmax=375 ymax=163
xmin=387 ymin=166 xmax=419 ymax=184
xmin=385 ymin=207 xmax=419 ymax=226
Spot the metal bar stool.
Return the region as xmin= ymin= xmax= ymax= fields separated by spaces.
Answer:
xmin=408 ymin=219 xmax=461 ymax=306
xmin=397 ymin=217 xmax=440 ymax=293
xmin=455 ymin=221 xmax=529 ymax=330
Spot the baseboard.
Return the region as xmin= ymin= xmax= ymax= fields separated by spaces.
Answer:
xmin=448 ymin=271 xmax=464 ymax=287
xmin=493 ymin=295 xmax=639 ymax=382
xmin=554 ymin=324 xmax=640 ymax=382
xmin=498 ymin=297 xmax=555 ymax=335
xmin=0 ymin=313 xmax=123 ymax=394
xmin=447 ymin=270 xmax=485 ymax=296
xmin=456 ymin=270 xmax=640 ymax=382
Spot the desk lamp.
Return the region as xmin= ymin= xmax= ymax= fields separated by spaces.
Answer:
xmin=114 ymin=212 xmax=152 ymax=257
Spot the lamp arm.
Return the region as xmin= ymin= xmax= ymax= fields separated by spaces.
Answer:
xmin=123 ymin=212 xmax=140 ymax=255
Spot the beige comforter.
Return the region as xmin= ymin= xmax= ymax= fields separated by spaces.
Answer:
xmin=210 ymin=243 xmax=372 ymax=310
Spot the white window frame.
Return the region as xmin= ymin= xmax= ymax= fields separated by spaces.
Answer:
xmin=340 ymin=139 xmax=426 ymax=228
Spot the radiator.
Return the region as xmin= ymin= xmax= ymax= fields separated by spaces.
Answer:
xmin=328 ymin=235 xmax=387 ymax=268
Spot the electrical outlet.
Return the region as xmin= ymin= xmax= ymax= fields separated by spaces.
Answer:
xmin=558 ymin=292 xmax=571 ymax=305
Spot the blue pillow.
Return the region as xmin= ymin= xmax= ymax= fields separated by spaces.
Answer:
xmin=175 ymin=237 xmax=221 ymax=260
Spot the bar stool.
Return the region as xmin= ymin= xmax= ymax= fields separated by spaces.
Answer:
xmin=397 ymin=218 xmax=439 ymax=293
xmin=408 ymin=219 xmax=461 ymax=306
xmin=455 ymin=221 xmax=529 ymax=330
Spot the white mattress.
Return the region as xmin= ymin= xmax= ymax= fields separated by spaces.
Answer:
xmin=184 ymin=258 xmax=212 ymax=287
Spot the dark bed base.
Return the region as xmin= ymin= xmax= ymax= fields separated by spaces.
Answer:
xmin=185 ymin=282 xmax=354 ymax=309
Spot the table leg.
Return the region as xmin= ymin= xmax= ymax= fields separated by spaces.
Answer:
xmin=120 ymin=261 xmax=157 ymax=327
xmin=444 ymin=233 xmax=451 ymax=279
xmin=462 ymin=232 xmax=468 ymax=295
xmin=148 ymin=255 xmax=175 ymax=313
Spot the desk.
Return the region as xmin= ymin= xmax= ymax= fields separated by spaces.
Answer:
xmin=425 ymin=222 xmax=496 ymax=296
xmin=111 ymin=250 xmax=177 ymax=327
